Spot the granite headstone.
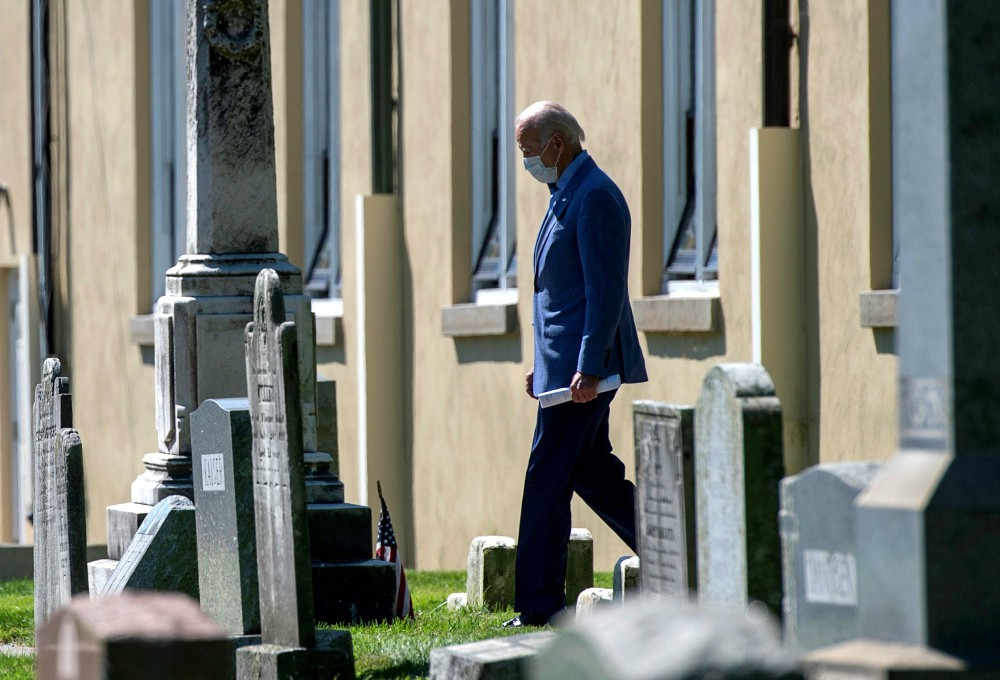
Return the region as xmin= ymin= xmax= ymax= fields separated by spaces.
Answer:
xmin=780 ymin=463 xmax=882 ymax=653
xmin=695 ymin=363 xmax=784 ymax=615
xmin=632 ymin=401 xmax=695 ymax=597
xmin=101 ymin=495 xmax=198 ymax=599
xmin=32 ymin=357 xmax=88 ymax=626
xmin=191 ymin=397 xmax=260 ymax=636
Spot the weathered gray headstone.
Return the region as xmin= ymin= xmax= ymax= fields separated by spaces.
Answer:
xmin=612 ymin=556 xmax=639 ymax=603
xmin=236 ymin=269 xmax=354 ymax=678
xmin=575 ymin=588 xmax=613 ymax=620
xmin=101 ymin=495 xmax=198 ymax=599
xmin=33 ymin=357 xmax=87 ymax=626
xmin=244 ymin=269 xmax=312 ymax=647
xmin=695 ymin=363 xmax=784 ymax=615
xmin=191 ymin=397 xmax=260 ymax=636
xmin=780 ymin=463 xmax=882 ymax=653
xmin=808 ymin=5 xmax=1000 ymax=675
xmin=466 ymin=536 xmax=516 ymax=610
xmin=36 ymin=592 xmax=233 ymax=680
xmin=529 ymin=598 xmax=802 ymax=680
xmin=632 ymin=401 xmax=695 ymax=597
xmin=566 ymin=529 xmax=594 ymax=608
xmin=430 ymin=632 xmax=556 ymax=680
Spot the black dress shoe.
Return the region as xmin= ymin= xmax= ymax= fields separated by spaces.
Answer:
xmin=501 ymin=612 xmax=553 ymax=628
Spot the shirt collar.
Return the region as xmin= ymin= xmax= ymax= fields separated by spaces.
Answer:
xmin=550 ymin=149 xmax=590 ymax=194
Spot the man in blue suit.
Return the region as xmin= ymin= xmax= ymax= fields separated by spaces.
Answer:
xmin=504 ymin=102 xmax=648 ymax=627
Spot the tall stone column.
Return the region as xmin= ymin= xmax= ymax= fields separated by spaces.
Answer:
xmin=130 ymin=0 xmax=340 ymax=507
xmin=807 ymin=1 xmax=1000 ymax=672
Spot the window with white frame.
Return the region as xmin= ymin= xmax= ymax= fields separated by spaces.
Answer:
xmin=302 ymin=0 xmax=342 ymax=299
xmin=149 ymin=0 xmax=187 ymax=306
xmin=470 ymin=0 xmax=516 ymax=301
xmin=662 ymin=0 xmax=717 ymax=292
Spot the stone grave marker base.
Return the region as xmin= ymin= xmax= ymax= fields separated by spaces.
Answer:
xmin=105 ymin=502 xmax=150 ymax=560
xmin=311 ymin=560 xmax=397 ymax=624
xmin=429 ymin=632 xmax=556 ymax=680
xmin=803 ymin=639 xmax=1000 ymax=680
xmin=236 ymin=629 xmax=355 ymax=680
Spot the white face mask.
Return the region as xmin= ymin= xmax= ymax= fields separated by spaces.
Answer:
xmin=523 ymin=136 xmax=561 ymax=184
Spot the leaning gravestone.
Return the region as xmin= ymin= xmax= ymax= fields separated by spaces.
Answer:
xmin=529 ymin=598 xmax=802 ymax=680
xmin=236 ymin=270 xmax=354 ymax=679
xmin=101 ymin=496 xmax=198 ymax=599
xmin=191 ymin=398 xmax=260 ymax=636
xmin=633 ymin=401 xmax=695 ymax=597
xmin=779 ymin=463 xmax=882 ymax=653
xmin=695 ymin=364 xmax=784 ymax=615
xmin=36 ymin=592 xmax=233 ymax=680
xmin=33 ymin=357 xmax=87 ymax=627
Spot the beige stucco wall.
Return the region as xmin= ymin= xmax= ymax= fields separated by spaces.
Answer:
xmin=801 ymin=0 xmax=897 ymax=463
xmin=61 ymin=0 xmax=157 ymax=544
xmin=0 ymin=2 xmax=34 ymax=542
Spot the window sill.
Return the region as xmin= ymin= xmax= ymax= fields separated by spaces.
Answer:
xmin=312 ymin=298 xmax=343 ymax=346
xmin=441 ymin=299 xmax=518 ymax=337
xmin=633 ymin=291 xmax=721 ymax=333
xmin=129 ymin=315 xmax=156 ymax=346
xmin=859 ymin=289 xmax=898 ymax=329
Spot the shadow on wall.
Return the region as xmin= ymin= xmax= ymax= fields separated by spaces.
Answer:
xmin=453 ymin=336 xmax=523 ymax=364
xmin=644 ymin=304 xmax=726 ymax=360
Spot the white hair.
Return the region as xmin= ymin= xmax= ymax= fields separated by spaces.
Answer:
xmin=515 ymin=101 xmax=586 ymax=145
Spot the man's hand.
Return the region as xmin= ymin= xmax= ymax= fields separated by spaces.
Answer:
xmin=525 ymin=368 xmax=537 ymax=399
xmin=570 ymin=372 xmax=599 ymax=403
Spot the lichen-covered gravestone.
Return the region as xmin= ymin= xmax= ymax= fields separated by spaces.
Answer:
xmin=695 ymin=363 xmax=784 ymax=615
xmin=632 ymin=401 xmax=695 ymax=597
xmin=236 ymin=270 xmax=354 ymax=679
xmin=33 ymin=357 xmax=87 ymax=627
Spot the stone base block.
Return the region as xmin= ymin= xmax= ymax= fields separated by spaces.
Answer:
xmin=308 ymin=503 xmax=372 ymax=562
xmin=467 ymin=536 xmax=517 ymax=610
xmin=311 ymin=560 xmax=397 ymax=624
xmin=575 ymin=588 xmax=613 ymax=620
xmin=803 ymin=639 xmax=1000 ymax=680
xmin=107 ymin=502 xmax=151 ymax=559
xmin=88 ymin=558 xmax=118 ymax=597
xmin=236 ymin=629 xmax=355 ymax=680
xmin=429 ymin=632 xmax=555 ymax=680
xmin=447 ymin=593 xmax=468 ymax=610
xmin=566 ymin=528 xmax=594 ymax=607
xmin=612 ymin=556 xmax=639 ymax=602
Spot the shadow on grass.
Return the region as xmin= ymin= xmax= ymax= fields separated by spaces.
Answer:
xmin=359 ymin=659 xmax=429 ymax=679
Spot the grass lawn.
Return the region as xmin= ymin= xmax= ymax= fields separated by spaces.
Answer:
xmin=0 ymin=571 xmax=614 ymax=679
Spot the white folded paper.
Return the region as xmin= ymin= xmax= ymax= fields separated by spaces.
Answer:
xmin=538 ymin=374 xmax=622 ymax=409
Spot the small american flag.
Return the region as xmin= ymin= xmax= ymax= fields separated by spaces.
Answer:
xmin=375 ymin=481 xmax=414 ymax=619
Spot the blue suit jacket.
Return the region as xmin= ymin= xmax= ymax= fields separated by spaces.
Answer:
xmin=532 ymin=154 xmax=648 ymax=395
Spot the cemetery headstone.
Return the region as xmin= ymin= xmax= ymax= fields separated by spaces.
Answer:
xmin=632 ymin=401 xmax=695 ymax=597
xmin=779 ymin=463 xmax=882 ymax=653
xmin=695 ymin=363 xmax=784 ymax=615
xmin=466 ymin=536 xmax=516 ymax=610
xmin=575 ymin=588 xmax=613 ymax=620
xmin=191 ymin=397 xmax=260 ymax=636
xmin=612 ymin=556 xmax=639 ymax=603
xmin=565 ymin=529 xmax=594 ymax=608
xmin=33 ymin=357 xmax=87 ymax=626
xmin=529 ymin=598 xmax=802 ymax=680
xmin=101 ymin=495 xmax=198 ymax=598
xmin=235 ymin=269 xmax=354 ymax=678
xmin=36 ymin=592 xmax=233 ymax=680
